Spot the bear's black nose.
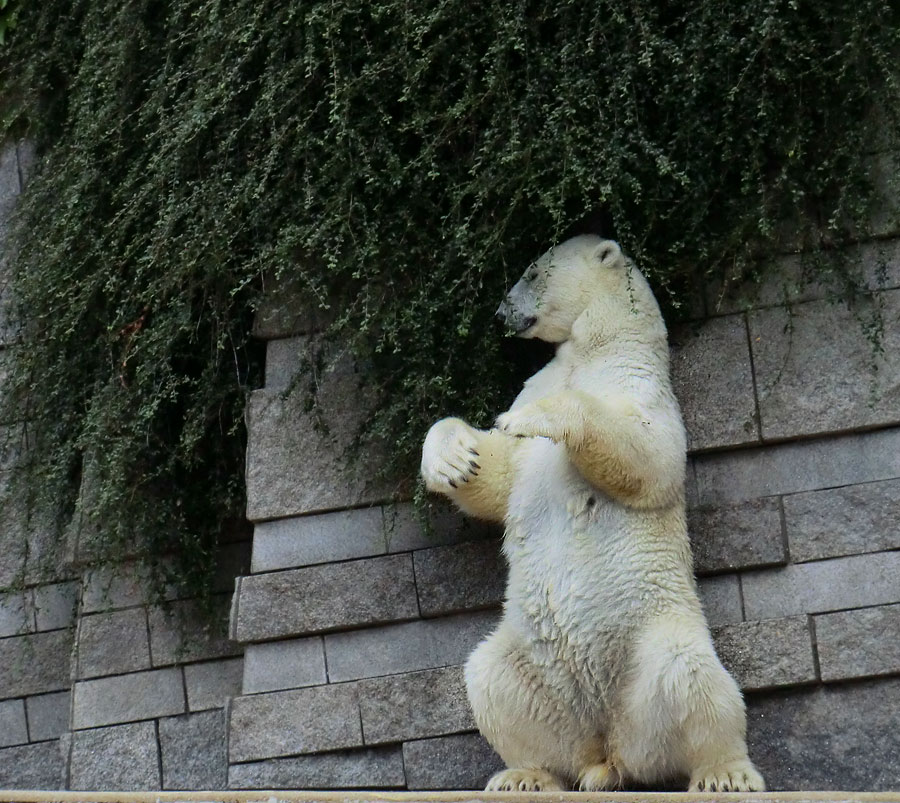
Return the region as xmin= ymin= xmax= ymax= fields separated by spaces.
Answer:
xmin=495 ymin=302 xmax=508 ymax=323
xmin=520 ymin=316 xmax=537 ymax=331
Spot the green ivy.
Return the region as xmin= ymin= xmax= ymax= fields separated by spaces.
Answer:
xmin=1 ymin=0 xmax=897 ymax=595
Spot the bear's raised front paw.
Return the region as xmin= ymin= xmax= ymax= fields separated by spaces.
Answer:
xmin=420 ymin=417 xmax=481 ymax=494
xmin=485 ymin=768 xmax=564 ymax=792
xmin=495 ymin=402 xmax=557 ymax=441
xmin=689 ymin=760 xmax=765 ymax=792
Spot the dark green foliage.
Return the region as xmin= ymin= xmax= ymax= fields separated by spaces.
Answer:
xmin=1 ymin=0 xmax=897 ymax=592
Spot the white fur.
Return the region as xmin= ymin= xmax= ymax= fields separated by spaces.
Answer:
xmin=421 ymin=235 xmax=764 ymax=792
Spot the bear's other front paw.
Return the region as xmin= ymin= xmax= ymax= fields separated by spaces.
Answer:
xmin=485 ymin=768 xmax=564 ymax=792
xmin=496 ymin=402 xmax=558 ymax=442
xmin=420 ymin=417 xmax=481 ymax=494
xmin=689 ymin=760 xmax=765 ymax=792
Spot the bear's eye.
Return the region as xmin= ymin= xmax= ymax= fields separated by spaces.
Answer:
xmin=525 ymin=268 xmax=539 ymax=282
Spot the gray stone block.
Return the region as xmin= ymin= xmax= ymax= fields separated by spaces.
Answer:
xmin=15 ymin=141 xmax=35 ymax=187
xmin=696 ymin=574 xmax=743 ymax=627
xmin=72 ymin=667 xmax=185 ymax=729
xmin=359 ymin=665 xmax=474 ymax=745
xmin=670 ymin=315 xmax=760 ymax=450
xmin=0 ymin=142 xmax=19 ymax=211
xmin=253 ymin=281 xmax=334 ymax=340
xmin=0 ymin=630 xmax=71 ymax=698
xmin=0 ymin=588 xmax=34 ymax=637
xmin=870 ymin=151 xmax=900 ymax=238
xmin=228 ymin=746 xmax=405 ymax=789
xmin=32 ymin=581 xmax=78 ymax=631
xmin=712 ymin=616 xmax=816 ymax=692
xmin=243 ymin=637 xmax=327 ymax=694
xmin=688 ymin=498 xmax=787 ymax=575
xmin=325 ymin=609 xmax=501 ymax=683
xmin=228 ymin=683 xmax=361 ymax=763
xmin=232 ymin=554 xmax=418 ymax=642
xmin=0 ymin=740 xmax=64 ymax=790
xmin=184 ymin=657 xmax=243 ymax=712
xmin=694 ymin=427 xmax=900 ymax=505
xmin=414 ymin=540 xmax=506 ymax=617
xmin=159 ymin=709 xmax=227 ymax=790
xmin=784 ymin=478 xmax=900 ymax=563
xmin=69 ymin=721 xmax=160 ymax=790
xmin=0 ymin=698 xmax=28 ymax=747
xmin=250 ymin=503 xmax=494 ymax=573
xmin=245 ymin=342 xmax=397 ymax=521
xmin=742 ymin=550 xmax=900 ymax=621
xmin=815 ymin=603 xmax=900 ymax=682
xmin=149 ymin=596 xmax=241 ymax=666
xmin=25 ymin=691 xmax=70 ymax=742
xmin=0 ymin=473 xmax=29 ymax=588
xmin=750 ymin=291 xmax=900 ymax=440
xmin=403 ymin=732 xmax=505 ymax=790
xmin=80 ymin=563 xmax=150 ymax=613
xmin=746 ymin=677 xmax=900 ymax=790
xmin=76 ymin=607 xmax=151 ymax=678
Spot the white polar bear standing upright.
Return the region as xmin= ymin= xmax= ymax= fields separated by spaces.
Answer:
xmin=420 ymin=235 xmax=765 ymax=793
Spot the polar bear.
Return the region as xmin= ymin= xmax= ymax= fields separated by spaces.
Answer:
xmin=420 ymin=235 xmax=764 ymax=793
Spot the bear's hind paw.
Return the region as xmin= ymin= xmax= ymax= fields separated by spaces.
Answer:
xmin=485 ymin=768 xmax=565 ymax=792
xmin=689 ymin=760 xmax=765 ymax=792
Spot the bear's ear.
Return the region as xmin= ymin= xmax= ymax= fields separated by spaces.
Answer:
xmin=593 ymin=240 xmax=622 ymax=269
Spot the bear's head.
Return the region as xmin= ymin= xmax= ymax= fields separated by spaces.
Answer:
xmin=496 ymin=234 xmax=662 ymax=344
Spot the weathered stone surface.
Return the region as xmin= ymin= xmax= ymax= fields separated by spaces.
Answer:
xmin=251 ymin=503 xmax=494 ymax=573
xmin=72 ymin=667 xmax=185 ymax=729
xmin=184 ymin=657 xmax=243 ymax=711
xmin=694 ymin=427 xmax=900 ymax=505
xmin=31 ymin=581 xmax=78 ymax=632
xmin=670 ymin=315 xmax=760 ymax=451
xmin=228 ymin=683 xmax=361 ymax=762
xmin=815 ymin=603 xmax=900 ymax=682
xmin=0 ymin=473 xmax=29 ymax=587
xmin=0 ymin=588 xmax=33 ymax=637
xmin=0 ymin=629 xmax=71 ymax=698
xmin=784 ymin=478 xmax=900 ymax=563
xmin=228 ymin=746 xmax=405 ymax=789
xmin=76 ymin=608 xmax=151 ymax=678
xmin=149 ymin=596 xmax=240 ymax=666
xmin=403 ymin=732 xmax=505 ymax=790
xmin=25 ymin=691 xmax=70 ymax=742
xmin=712 ymin=616 xmax=816 ymax=691
xmin=232 ymin=554 xmax=418 ymax=642
xmin=358 ymin=665 xmax=474 ymax=745
xmin=253 ymin=281 xmax=334 ymax=340
xmin=742 ymin=550 xmax=900 ymax=621
xmin=325 ymin=609 xmax=500 ymax=683
xmin=0 ymin=698 xmax=28 ymax=747
xmin=69 ymin=721 xmax=160 ymax=790
xmin=750 ymin=291 xmax=900 ymax=440
xmin=245 ymin=341 xmax=400 ymax=520
xmin=159 ymin=709 xmax=227 ymax=790
xmin=243 ymin=637 xmax=327 ymax=694
xmin=688 ymin=498 xmax=786 ymax=575
xmin=696 ymin=574 xmax=743 ymax=627
xmin=80 ymin=563 xmax=150 ymax=613
xmin=745 ymin=677 xmax=900 ymax=790
xmin=870 ymin=151 xmax=900 ymax=238
xmin=0 ymin=740 xmax=64 ymax=790
xmin=414 ymin=540 xmax=506 ymax=617
xmin=0 ymin=142 xmax=19 ymax=213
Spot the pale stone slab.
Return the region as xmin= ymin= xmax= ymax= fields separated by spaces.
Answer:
xmin=228 ymin=746 xmax=405 ymax=789
xmin=0 ymin=630 xmax=71 ymax=698
xmin=75 ymin=608 xmax=151 ymax=678
xmin=242 ymin=638 xmax=327 ymax=694
xmin=403 ymin=732 xmax=505 ymax=790
xmin=25 ymin=691 xmax=70 ymax=742
xmin=228 ymin=683 xmax=361 ymax=762
xmin=0 ymin=699 xmax=28 ymax=747
xmin=750 ymin=290 xmax=900 ymax=440
xmin=783 ymin=478 xmax=900 ymax=562
xmin=712 ymin=616 xmax=816 ymax=691
xmin=0 ymin=588 xmax=34 ymax=637
xmin=413 ymin=540 xmax=506 ymax=617
xmin=232 ymin=554 xmax=418 ymax=642
xmin=159 ymin=710 xmax=227 ymax=790
xmin=184 ymin=657 xmax=243 ymax=712
xmin=0 ymin=740 xmax=64 ymax=790
xmin=696 ymin=574 xmax=744 ymax=627
xmin=358 ymin=665 xmax=474 ymax=745
xmin=149 ymin=596 xmax=240 ymax=666
xmin=31 ymin=581 xmax=78 ymax=632
xmin=325 ymin=609 xmax=500 ymax=683
xmin=69 ymin=721 xmax=160 ymax=790
xmin=688 ymin=498 xmax=786 ymax=575
xmin=815 ymin=604 xmax=900 ymax=681
xmin=670 ymin=315 xmax=760 ymax=450
xmin=694 ymin=427 xmax=900 ymax=505
xmin=72 ymin=667 xmax=185 ymax=729
xmin=742 ymin=551 xmax=900 ymax=621
xmin=253 ymin=283 xmax=334 ymax=340
xmin=746 ymin=677 xmax=900 ymax=790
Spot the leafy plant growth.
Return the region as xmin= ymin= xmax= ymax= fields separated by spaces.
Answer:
xmin=1 ymin=0 xmax=897 ymax=593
